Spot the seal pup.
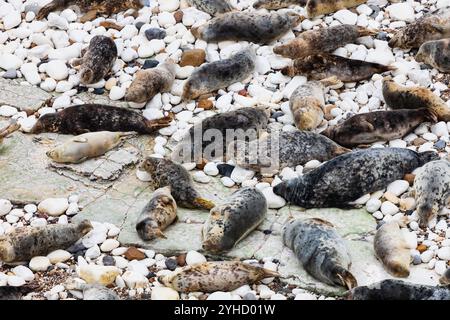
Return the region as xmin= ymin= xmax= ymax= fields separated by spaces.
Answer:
xmin=382 ymin=79 xmax=450 ymax=122
xmin=65 ymin=279 xmax=119 ymax=300
xmin=182 ymin=47 xmax=256 ymax=101
xmin=253 ymin=0 xmax=307 ymax=9
xmin=283 ymin=218 xmax=357 ymax=289
xmin=321 ymin=109 xmax=438 ymax=147
xmin=282 ymin=54 xmax=395 ymax=82
xmin=274 ymin=25 xmax=376 ymax=59
xmin=140 ymin=157 xmax=215 ymax=210
xmin=348 ymin=279 xmax=450 ymax=300
xmin=135 ymin=186 xmax=177 ymax=241
xmin=158 ymin=261 xmax=279 ymax=293
xmin=186 ymin=0 xmax=234 ymax=15
xmin=228 ymin=130 xmax=350 ymax=174
xmin=374 ymin=221 xmax=410 ymax=278
xmin=171 ymin=106 xmax=269 ymax=163
xmin=416 ymin=39 xmax=450 ymax=73
xmin=30 ymin=104 xmax=172 ymax=135
xmin=190 ymin=11 xmax=303 ymax=44
xmin=36 ymin=0 xmax=144 ymax=21
xmin=273 ymin=148 xmax=439 ymax=209
xmin=46 ymin=131 xmax=132 ymax=164
xmin=440 ymin=268 xmax=450 ymax=285
xmin=413 ymin=160 xmax=450 ymax=228
xmin=0 ymin=220 xmax=92 ymax=263
xmin=388 ymin=7 xmax=450 ymax=49
xmin=125 ymin=61 xmax=176 ymax=104
xmin=0 ymin=285 xmax=38 ymax=300
xmin=290 ymin=76 xmax=342 ymax=131
xmin=202 ymin=187 xmax=267 ymax=253
xmin=71 ymin=35 xmax=117 ymax=85
xmin=306 ymin=0 xmax=367 ymax=18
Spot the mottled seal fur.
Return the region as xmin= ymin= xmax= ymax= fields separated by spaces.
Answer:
xmin=191 ymin=11 xmax=303 ymax=44
xmin=125 ymin=61 xmax=176 ymax=104
xmin=65 ymin=279 xmax=119 ymax=300
xmin=158 ymin=261 xmax=279 ymax=293
xmin=0 ymin=285 xmax=37 ymax=300
xmin=321 ymin=109 xmax=437 ymax=147
xmin=182 ymin=47 xmax=256 ymax=100
xmin=274 ymin=25 xmax=376 ymax=59
xmin=36 ymin=0 xmax=144 ymax=21
xmin=374 ymin=221 xmax=410 ymax=278
xmin=253 ymin=0 xmax=307 ymax=9
xmin=306 ymin=0 xmax=367 ymax=18
xmin=30 ymin=104 xmax=172 ymax=135
xmin=0 ymin=220 xmax=92 ymax=263
xmin=283 ymin=218 xmax=357 ymax=289
xmin=389 ymin=7 xmax=450 ymax=49
xmin=202 ymin=187 xmax=267 ymax=253
xmin=140 ymin=157 xmax=215 ymax=210
xmin=273 ymin=148 xmax=439 ymax=208
xmin=440 ymin=268 xmax=450 ymax=285
xmin=348 ymin=279 xmax=450 ymax=300
xmin=73 ymin=35 xmax=117 ymax=85
xmin=382 ymin=79 xmax=450 ymax=122
xmin=228 ymin=130 xmax=350 ymax=174
xmin=290 ymin=77 xmax=342 ymax=131
xmin=416 ymin=39 xmax=450 ymax=73
xmin=186 ymin=0 xmax=234 ymax=15
xmin=282 ymin=54 xmax=395 ymax=82
xmin=135 ymin=186 xmax=178 ymax=241
xmin=171 ymin=106 xmax=269 ymax=163
xmin=413 ymin=160 xmax=450 ymax=228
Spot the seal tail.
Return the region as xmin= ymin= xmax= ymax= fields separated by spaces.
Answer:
xmin=336 ymin=268 xmax=358 ymax=290
xmin=192 ymin=197 xmax=215 ymax=210
xmin=145 ymin=114 xmax=173 ymax=133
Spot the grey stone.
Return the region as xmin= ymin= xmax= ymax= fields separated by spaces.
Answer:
xmin=0 ymin=78 xmax=51 ymax=113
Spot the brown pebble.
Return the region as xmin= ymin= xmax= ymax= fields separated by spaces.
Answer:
xmin=403 ymin=173 xmax=415 ymax=185
xmin=180 ymin=49 xmax=206 ymax=67
xmin=99 ymin=21 xmax=124 ymax=31
xmin=383 ymin=191 xmax=399 ymax=204
xmin=413 ymin=137 xmax=426 ymax=146
xmin=176 ymin=253 xmax=186 ymax=267
xmin=417 ymin=244 xmax=427 ymax=253
xmin=238 ymin=89 xmax=248 ymax=96
xmin=124 ymin=247 xmax=146 ymax=261
xmin=323 ymin=105 xmax=335 ymax=121
xmin=261 ymin=177 xmax=274 ymax=184
xmin=174 ymin=11 xmax=184 ymax=23
xmin=196 ymin=158 xmax=208 ymax=170
xmin=198 ymin=99 xmax=214 ymax=110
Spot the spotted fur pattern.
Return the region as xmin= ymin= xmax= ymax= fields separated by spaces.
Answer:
xmin=186 ymin=0 xmax=234 ymax=15
xmin=416 ymin=39 xmax=450 ymax=73
xmin=79 ymin=36 xmax=117 ymax=85
xmin=306 ymin=0 xmax=366 ymax=18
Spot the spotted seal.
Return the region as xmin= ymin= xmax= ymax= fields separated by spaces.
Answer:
xmin=321 ymin=109 xmax=437 ymax=147
xmin=202 ymin=187 xmax=267 ymax=253
xmin=140 ymin=157 xmax=215 ymax=210
xmin=158 ymin=261 xmax=279 ymax=293
xmin=306 ymin=0 xmax=367 ymax=18
xmin=416 ymin=39 xmax=450 ymax=73
xmin=186 ymin=0 xmax=234 ymax=15
xmin=135 ymin=186 xmax=178 ymax=241
xmin=283 ymin=218 xmax=357 ymax=289
xmin=273 ymin=148 xmax=439 ymax=208
xmin=253 ymin=0 xmax=307 ymax=9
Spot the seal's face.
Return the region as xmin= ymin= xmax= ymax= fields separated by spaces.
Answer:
xmin=30 ymin=113 xmax=58 ymax=133
xmin=46 ymin=149 xmax=59 ymax=161
xmin=417 ymin=202 xmax=438 ymax=228
xmin=140 ymin=157 xmax=159 ymax=173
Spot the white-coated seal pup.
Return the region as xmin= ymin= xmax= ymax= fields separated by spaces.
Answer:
xmin=0 ymin=220 xmax=93 ymax=263
xmin=158 ymin=261 xmax=279 ymax=293
xmin=413 ymin=160 xmax=450 ymax=228
xmin=283 ymin=218 xmax=357 ymax=289
xmin=186 ymin=0 xmax=234 ymax=15
xmin=182 ymin=47 xmax=256 ymax=100
xmin=135 ymin=186 xmax=177 ymax=241
xmin=202 ymin=187 xmax=267 ymax=253
xmin=374 ymin=221 xmax=410 ymax=278
xmin=273 ymin=148 xmax=439 ymax=209
xmin=416 ymin=39 xmax=450 ymax=73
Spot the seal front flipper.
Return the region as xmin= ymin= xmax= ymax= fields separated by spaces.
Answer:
xmin=144 ymin=115 xmax=173 ymax=133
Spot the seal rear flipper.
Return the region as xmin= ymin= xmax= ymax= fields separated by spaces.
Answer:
xmin=192 ymin=197 xmax=215 ymax=210
xmin=423 ymin=108 xmax=438 ymax=123
xmin=357 ymin=27 xmax=378 ymax=37
xmin=335 ymin=268 xmax=358 ymax=290
xmin=145 ymin=115 xmax=173 ymax=133
xmin=36 ymin=0 xmax=65 ymax=20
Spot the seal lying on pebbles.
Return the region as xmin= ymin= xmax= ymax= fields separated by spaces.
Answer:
xmin=30 ymin=104 xmax=172 ymax=135
xmin=182 ymin=47 xmax=256 ymax=100
xmin=274 ymin=25 xmax=376 ymax=59
xmin=0 ymin=220 xmax=92 ymax=263
xmin=374 ymin=221 xmax=410 ymax=278
xmin=228 ymin=130 xmax=350 ymax=174
xmin=389 ymin=7 xmax=450 ymax=49
xmin=125 ymin=61 xmax=176 ymax=104
xmin=140 ymin=157 xmax=215 ymax=210
xmin=171 ymin=106 xmax=269 ymax=163
xmin=321 ymin=109 xmax=437 ymax=147
xmin=72 ymin=35 xmax=117 ymax=85
xmin=65 ymin=280 xmax=119 ymax=300
xmin=416 ymin=39 xmax=450 ymax=73
xmin=282 ymin=54 xmax=394 ymax=82
xmin=190 ymin=11 xmax=303 ymax=44
xmin=186 ymin=0 xmax=234 ymax=15
xmin=158 ymin=261 xmax=279 ymax=293
xmin=0 ymin=285 xmax=37 ymax=300
xmin=413 ymin=160 xmax=450 ymax=228
xmin=253 ymin=0 xmax=307 ymax=9
xmin=306 ymin=0 xmax=367 ymax=18
xmin=348 ymin=279 xmax=450 ymax=300
xmin=136 ymin=186 xmax=177 ymax=241
xmin=46 ymin=131 xmax=132 ymax=164
xmin=440 ymin=268 xmax=450 ymax=285
xmin=382 ymin=80 xmax=450 ymax=122
xmin=273 ymin=148 xmax=439 ymax=208
xmin=290 ymin=77 xmax=342 ymax=131
xmin=283 ymin=218 xmax=357 ymax=289
xmin=36 ymin=0 xmax=144 ymax=21
xmin=202 ymin=187 xmax=267 ymax=253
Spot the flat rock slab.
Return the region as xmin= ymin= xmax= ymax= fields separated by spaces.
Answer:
xmin=0 ymin=78 xmax=51 ymax=113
